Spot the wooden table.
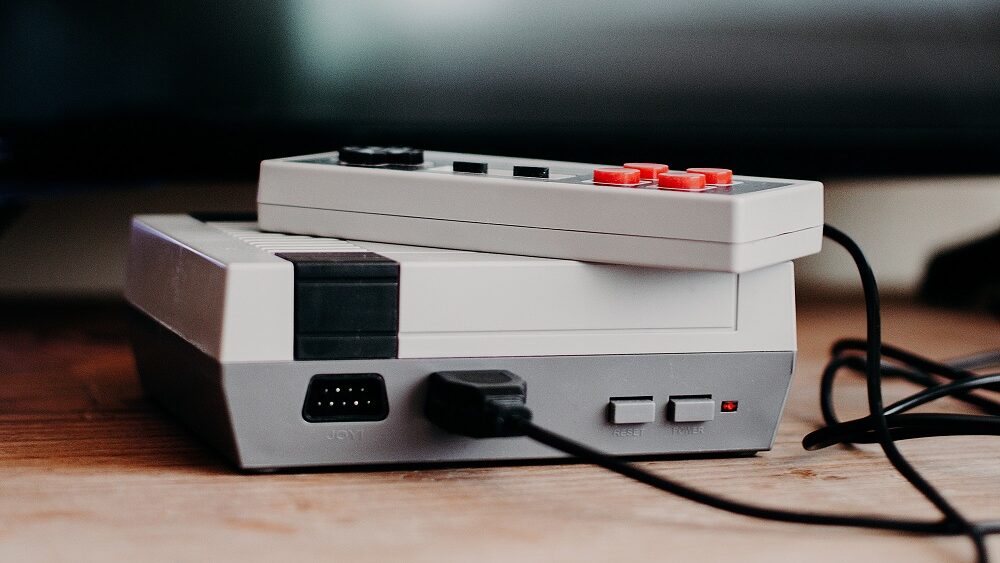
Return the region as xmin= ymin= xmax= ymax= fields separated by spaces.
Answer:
xmin=2 ymin=299 xmax=998 ymax=562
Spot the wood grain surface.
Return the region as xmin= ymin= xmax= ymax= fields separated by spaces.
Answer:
xmin=1 ymin=299 xmax=998 ymax=562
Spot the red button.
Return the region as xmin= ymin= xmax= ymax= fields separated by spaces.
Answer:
xmin=657 ymin=172 xmax=707 ymax=190
xmin=686 ymin=167 xmax=733 ymax=184
xmin=622 ymin=162 xmax=669 ymax=180
xmin=593 ymin=167 xmax=641 ymax=186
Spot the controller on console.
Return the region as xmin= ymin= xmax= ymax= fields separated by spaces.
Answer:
xmin=257 ymin=147 xmax=824 ymax=272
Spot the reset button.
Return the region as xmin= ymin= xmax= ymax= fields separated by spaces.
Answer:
xmin=609 ymin=397 xmax=656 ymax=424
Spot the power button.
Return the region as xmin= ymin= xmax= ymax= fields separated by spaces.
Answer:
xmin=668 ymin=397 xmax=716 ymax=423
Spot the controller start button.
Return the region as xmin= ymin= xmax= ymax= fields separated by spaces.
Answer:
xmin=687 ymin=168 xmax=733 ymax=185
xmin=513 ymin=166 xmax=549 ymax=179
xmin=453 ymin=161 xmax=488 ymax=174
xmin=657 ymin=172 xmax=707 ymax=191
xmin=593 ymin=167 xmax=641 ymax=186
xmin=623 ymin=163 xmax=669 ymax=180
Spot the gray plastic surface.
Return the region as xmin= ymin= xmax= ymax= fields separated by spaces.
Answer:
xmin=132 ymin=312 xmax=795 ymax=470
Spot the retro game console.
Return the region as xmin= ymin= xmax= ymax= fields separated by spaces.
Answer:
xmin=257 ymin=148 xmax=824 ymax=272
xmin=126 ymin=214 xmax=797 ymax=470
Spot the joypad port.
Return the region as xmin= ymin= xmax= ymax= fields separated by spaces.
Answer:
xmin=302 ymin=373 xmax=389 ymax=422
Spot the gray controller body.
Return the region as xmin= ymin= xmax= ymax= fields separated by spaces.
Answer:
xmin=257 ymin=149 xmax=824 ymax=273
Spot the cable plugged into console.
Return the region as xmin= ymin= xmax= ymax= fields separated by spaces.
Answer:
xmin=424 ymin=370 xmax=531 ymax=438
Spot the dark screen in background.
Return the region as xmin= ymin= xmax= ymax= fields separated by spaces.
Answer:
xmin=2 ymin=0 xmax=999 ymax=186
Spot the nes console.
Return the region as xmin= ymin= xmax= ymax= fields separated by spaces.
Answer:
xmin=126 ymin=214 xmax=797 ymax=470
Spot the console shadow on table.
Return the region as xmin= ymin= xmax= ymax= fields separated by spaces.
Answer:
xmin=0 ymin=298 xmax=998 ymax=562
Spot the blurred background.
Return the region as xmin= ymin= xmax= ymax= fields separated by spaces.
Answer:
xmin=1 ymin=0 xmax=998 ymax=306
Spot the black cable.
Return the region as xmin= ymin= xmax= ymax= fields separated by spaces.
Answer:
xmin=816 ymin=364 xmax=1000 ymax=444
xmin=511 ymin=414 xmax=998 ymax=558
xmin=503 ymin=415 xmax=957 ymax=534
xmin=821 ymin=224 xmax=988 ymax=562
xmin=803 ymin=413 xmax=1000 ymax=450
xmin=833 ymin=339 xmax=1000 ymax=393
xmin=426 ymin=225 xmax=999 ymax=561
xmin=948 ymin=350 xmax=1000 ymax=372
xmin=818 ymin=355 xmax=1000 ymax=421
xmin=885 ymin=374 xmax=1000 ymax=416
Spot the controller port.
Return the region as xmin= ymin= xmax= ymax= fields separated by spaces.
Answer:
xmin=302 ymin=373 xmax=389 ymax=422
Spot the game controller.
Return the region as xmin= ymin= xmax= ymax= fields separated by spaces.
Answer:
xmin=257 ymin=147 xmax=823 ymax=272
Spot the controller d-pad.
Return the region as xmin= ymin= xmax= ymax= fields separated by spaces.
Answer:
xmin=339 ymin=146 xmax=389 ymax=165
xmin=339 ymin=146 xmax=424 ymax=166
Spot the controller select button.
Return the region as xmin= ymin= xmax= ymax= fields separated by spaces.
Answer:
xmin=623 ymin=162 xmax=669 ymax=180
xmin=687 ymin=167 xmax=733 ymax=185
xmin=657 ymin=172 xmax=708 ymax=191
xmin=385 ymin=147 xmax=424 ymax=165
xmin=453 ymin=161 xmax=488 ymax=174
xmin=512 ymin=165 xmax=549 ymax=179
xmin=593 ymin=167 xmax=641 ymax=186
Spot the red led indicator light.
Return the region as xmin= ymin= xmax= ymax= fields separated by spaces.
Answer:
xmin=721 ymin=401 xmax=739 ymax=412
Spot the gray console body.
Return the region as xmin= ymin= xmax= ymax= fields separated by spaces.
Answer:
xmin=126 ymin=215 xmax=797 ymax=470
